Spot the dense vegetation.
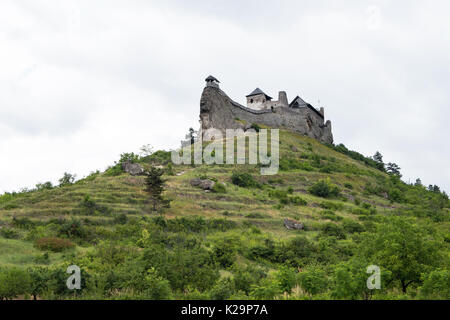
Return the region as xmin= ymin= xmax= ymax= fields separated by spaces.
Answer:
xmin=0 ymin=130 xmax=448 ymax=300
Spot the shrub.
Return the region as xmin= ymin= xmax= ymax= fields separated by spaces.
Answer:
xmin=212 ymin=243 xmax=236 ymax=268
xmin=231 ymin=172 xmax=259 ymax=188
xmin=212 ymin=182 xmax=226 ymax=193
xmin=0 ymin=228 xmax=19 ymax=239
xmin=34 ymin=237 xmax=75 ymax=252
xmin=342 ymin=219 xmax=364 ymax=234
xmin=209 ymin=278 xmax=235 ymax=300
xmin=308 ymin=179 xmax=340 ymax=198
xmin=0 ymin=267 xmax=31 ymax=300
xmin=320 ymin=223 xmax=346 ymax=239
xmin=297 ymin=266 xmax=329 ymax=296
xmin=344 ymin=183 xmax=354 ymax=189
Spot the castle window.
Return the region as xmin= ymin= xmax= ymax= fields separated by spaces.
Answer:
xmin=250 ymin=99 xmax=253 ymax=103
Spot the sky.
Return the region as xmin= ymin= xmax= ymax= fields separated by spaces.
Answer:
xmin=0 ymin=0 xmax=449 ymax=193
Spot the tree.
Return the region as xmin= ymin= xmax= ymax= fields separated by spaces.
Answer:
xmin=28 ymin=267 xmax=49 ymax=300
xmin=360 ymin=217 xmax=442 ymax=293
xmin=373 ymin=151 xmax=383 ymax=164
xmin=298 ymin=266 xmax=329 ymax=297
xmin=187 ymin=127 xmax=196 ymax=145
xmin=0 ymin=267 xmax=31 ymax=300
xmin=331 ymin=257 xmax=390 ymax=300
xmin=415 ymin=178 xmax=422 ymax=186
xmin=140 ymin=144 xmax=154 ymax=157
xmin=419 ymin=269 xmax=450 ymax=300
xmin=59 ymin=172 xmax=76 ymax=187
xmin=144 ymin=166 xmax=171 ymax=212
xmin=386 ymin=162 xmax=402 ymax=177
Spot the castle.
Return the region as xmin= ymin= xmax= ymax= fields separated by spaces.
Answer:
xmin=200 ymin=76 xmax=333 ymax=144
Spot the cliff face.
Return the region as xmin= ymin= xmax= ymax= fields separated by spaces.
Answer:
xmin=200 ymin=86 xmax=333 ymax=144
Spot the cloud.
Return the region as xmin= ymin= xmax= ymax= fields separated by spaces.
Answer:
xmin=0 ymin=0 xmax=449 ymax=193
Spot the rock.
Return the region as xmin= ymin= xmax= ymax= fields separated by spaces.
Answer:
xmin=284 ymin=218 xmax=304 ymax=230
xmin=122 ymin=161 xmax=144 ymax=176
xmin=291 ymin=145 xmax=298 ymax=152
xmin=190 ymin=178 xmax=215 ymax=190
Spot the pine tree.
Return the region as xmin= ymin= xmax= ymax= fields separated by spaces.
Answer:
xmin=373 ymin=151 xmax=383 ymax=164
xmin=386 ymin=162 xmax=401 ymax=177
xmin=144 ymin=166 xmax=171 ymax=212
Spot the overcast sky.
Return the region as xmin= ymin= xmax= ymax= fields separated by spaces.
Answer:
xmin=0 ymin=0 xmax=449 ymax=193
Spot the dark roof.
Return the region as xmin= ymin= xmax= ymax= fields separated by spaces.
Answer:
xmin=289 ymin=96 xmax=323 ymax=118
xmin=246 ymin=88 xmax=273 ymax=100
xmin=289 ymin=96 xmax=307 ymax=108
xmin=205 ymin=75 xmax=220 ymax=83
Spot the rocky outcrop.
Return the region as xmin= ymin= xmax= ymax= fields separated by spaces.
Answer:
xmin=122 ymin=161 xmax=144 ymax=176
xmin=284 ymin=218 xmax=304 ymax=230
xmin=200 ymin=86 xmax=333 ymax=144
xmin=190 ymin=178 xmax=215 ymax=190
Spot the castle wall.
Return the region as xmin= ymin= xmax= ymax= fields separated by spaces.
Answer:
xmin=200 ymin=86 xmax=333 ymax=144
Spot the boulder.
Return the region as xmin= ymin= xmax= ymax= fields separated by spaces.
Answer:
xmin=284 ymin=218 xmax=304 ymax=230
xmin=190 ymin=178 xmax=215 ymax=190
xmin=122 ymin=161 xmax=144 ymax=176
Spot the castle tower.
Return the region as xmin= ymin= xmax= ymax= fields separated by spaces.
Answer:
xmin=246 ymin=88 xmax=273 ymax=110
xmin=205 ymin=75 xmax=220 ymax=88
xmin=278 ymin=91 xmax=288 ymax=107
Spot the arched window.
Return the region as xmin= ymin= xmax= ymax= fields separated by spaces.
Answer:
xmin=250 ymin=99 xmax=254 ymax=103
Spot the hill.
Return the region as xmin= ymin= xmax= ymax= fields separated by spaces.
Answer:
xmin=0 ymin=129 xmax=448 ymax=300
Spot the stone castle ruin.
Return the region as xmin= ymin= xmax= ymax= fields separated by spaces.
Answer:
xmin=199 ymin=76 xmax=333 ymax=144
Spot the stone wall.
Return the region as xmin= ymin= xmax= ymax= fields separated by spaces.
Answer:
xmin=200 ymin=86 xmax=333 ymax=144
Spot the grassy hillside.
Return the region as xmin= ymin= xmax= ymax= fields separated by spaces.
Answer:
xmin=0 ymin=130 xmax=448 ymax=300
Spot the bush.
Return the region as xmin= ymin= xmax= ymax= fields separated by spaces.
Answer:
xmin=34 ymin=237 xmax=75 ymax=252
xmin=231 ymin=172 xmax=259 ymax=188
xmin=212 ymin=182 xmax=226 ymax=193
xmin=212 ymin=243 xmax=236 ymax=268
xmin=0 ymin=228 xmax=19 ymax=239
xmin=342 ymin=219 xmax=364 ymax=234
xmin=0 ymin=267 xmax=31 ymax=300
xmin=320 ymin=223 xmax=346 ymax=239
xmin=308 ymin=179 xmax=340 ymax=198
xmin=209 ymin=278 xmax=235 ymax=300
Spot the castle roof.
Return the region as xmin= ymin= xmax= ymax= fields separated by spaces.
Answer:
xmin=246 ymin=88 xmax=273 ymax=100
xmin=205 ymin=75 xmax=220 ymax=83
xmin=290 ymin=96 xmax=323 ymax=118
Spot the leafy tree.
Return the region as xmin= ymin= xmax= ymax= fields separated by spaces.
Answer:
xmin=298 ymin=266 xmax=329 ymax=296
xmin=36 ymin=181 xmax=53 ymax=191
xmin=249 ymin=278 xmax=281 ymax=299
xmin=360 ymin=217 xmax=442 ymax=293
xmin=58 ymin=172 xmax=76 ymax=187
xmin=419 ymin=269 xmax=450 ymax=300
xmin=308 ymin=179 xmax=340 ymax=198
xmin=331 ymin=257 xmax=387 ymax=300
xmin=386 ymin=162 xmax=402 ymax=177
xmin=143 ymin=268 xmax=172 ymax=300
xmin=414 ymin=178 xmax=422 ymax=186
xmin=0 ymin=267 xmax=31 ymax=300
xmin=28 ymin=267 xmax=50 ymax=300
xmin=209 ymin=278 xmax=235 ymax=300
xmin=274 ymin=266 xmax=297 ymax=293
xmin=144 ymin=166 xmax=171 ymax=212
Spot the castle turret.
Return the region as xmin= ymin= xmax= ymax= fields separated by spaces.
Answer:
xmin=246 ymin=88 xmax=273 ymax=110
xmin=205 ymin=75 xmax=220 ymax=88
xmin=278 ymin=91 xmax=288 ymax=107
